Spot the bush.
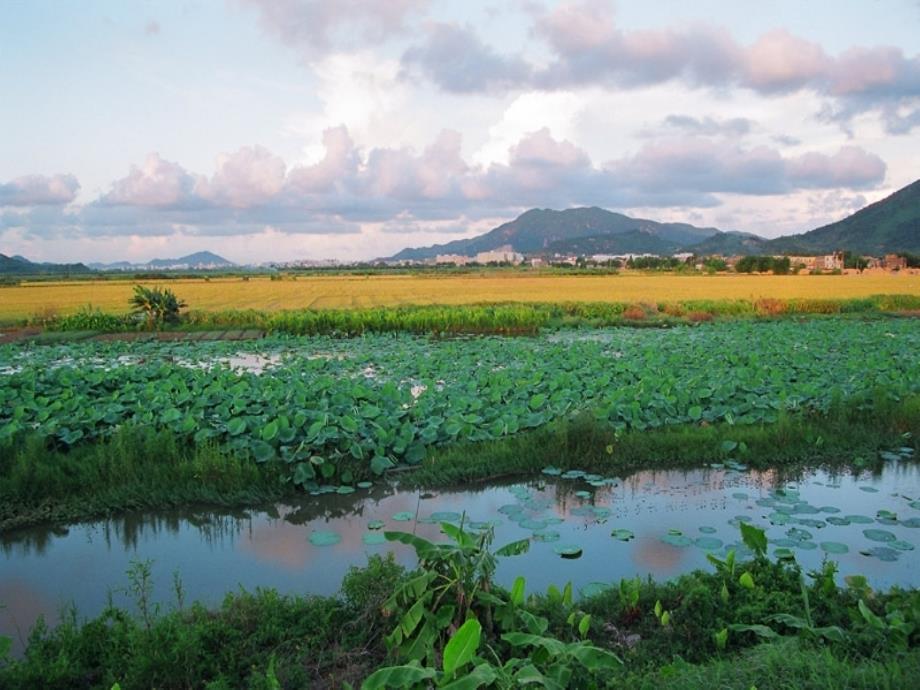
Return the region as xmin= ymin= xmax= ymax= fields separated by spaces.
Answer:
xmin=130 ymin=285 xmax=187 ymax=330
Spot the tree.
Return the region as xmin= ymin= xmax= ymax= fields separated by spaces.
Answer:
xmin=130 ymin=285 xmax=187 ymax=329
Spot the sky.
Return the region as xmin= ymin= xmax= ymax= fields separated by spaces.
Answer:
xmin=1 ymin=0 xmax=918 ymax=264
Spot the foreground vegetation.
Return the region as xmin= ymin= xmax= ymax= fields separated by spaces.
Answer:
xmin=2 ymin=318 xmax=919 ymax=498
xmin=2 ymin=391 xmax=918 ymax=533
xmin=2 ymin=519 xmax=918 ymax=689
xmin=2 ymin=272 xmax=920 ymax=324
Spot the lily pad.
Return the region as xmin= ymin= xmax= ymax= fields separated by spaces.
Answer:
xmin=786 ymin=527 xmax=813 ymax=541
xmin=820 ymin=542 xmax=849 ymax=554
xmin=574 ymin=490 xmax=593 ymax=499
xmin=890 ymin=540 xmax=914 ymax=551
xmin=863 ymin=529 xmax=897 ymax=543
xmin=732 ymin=492 xmax=749 ymax=500
xmin=554 ymin=544 xmax=583 ymax=559
xmin=392 ymin=511 xmax=415 ymax=522
xmin=520 ymin=519 xmax=549 ymax=531
xmin=542 ymin=466 xmax=562 ymax=476
xmin=768 ymin=512 xmax=791 ymax=525
xmin=498 ymin=504 xmax=524 ymax=516
xmin=430 ymin=511 xmax=462 ymax=522
xmin=796 ymin=541 xmax=818 ymax=551
xmin=793 ymin=518 xmax=826 ymax=529
xmin=818 ymin=506 xmax=841 ymax=514
xmin=861 ymin=546 xmax=899 ymax=562
xmin=859 ymin=486 xmax=879 ymax=493
xmin=695 ymin=537 xmax=724 ymax=550
xmin=698 ymin=526 xmax=718 ymax=534
xmin=362 ymin=533 xmax=386 ymax=545
xmin=367 ymin=519 xmax=386 ymax=530
xmin=661 ymin=533 xmax=693 ymax=547
xmin=773 ymin=547 xmax=795 ymax=560
xmin=825 ymin=516 xmax=851 ymax=526
xmin=611 ymin=529 xmax=635 ymax=541
xmin=901 ymin=517 xmax=920 ymax=528
xmin=356 ymin=481 xmax=373 ymax=489
xmin=532 ymin=530 xmax=561 ymax=542
xmin=309 ymin=530 xmax=342 ymax=547
xmin=336 ymin=486 xmax=355 ymax=495
xmin=845 ymin=515 xmax=874 ymax=524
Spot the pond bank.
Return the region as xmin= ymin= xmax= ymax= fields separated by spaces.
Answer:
xmin=2 ymin=393 xmax=919 ymax=534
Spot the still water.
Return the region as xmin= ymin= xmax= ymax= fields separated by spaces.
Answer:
xmin=3 ymin=462 xmax=919 ymax=654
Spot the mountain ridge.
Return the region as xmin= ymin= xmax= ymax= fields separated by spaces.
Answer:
xmin=387 ymin=178 xmax=920 ymax=260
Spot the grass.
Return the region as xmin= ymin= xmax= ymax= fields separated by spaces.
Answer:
xmin=616 ymin=639 xmax=920 ymax=689
xmin=0 ymin=427 xmax=286 ymax=533
xmin=411 ymin=392 xmax=920 ymax=487
xmin=2 ymin=271 xmax=920 ymax=322
xmin=3 ymin=392 xmax=918 ymax=533
xmin=11 ymin=294 xmax=920 ymax=337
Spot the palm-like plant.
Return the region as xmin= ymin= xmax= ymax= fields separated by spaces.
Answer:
xmin=130 ymin=285 xmax=187 ymax=329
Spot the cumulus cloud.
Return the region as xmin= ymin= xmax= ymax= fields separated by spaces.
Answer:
xmin=240 ymin=0 xmax=428 ymax=58
xmin=197 ymin=146 xmax=286 ymax=208
xmin=401 ymin=22 xmax=533 ymax=93
xmin=607 ymin=139 xmax=886 ymax=197
xmin=393 ymin=0 xmax=920 ymax=133
xmin=0 ymin=174 xmax=80 ymax=206
xmin=102 ymin=154 xmax=199 ymax=208
xmin=9 ymin=128 xmax=888 ymax=242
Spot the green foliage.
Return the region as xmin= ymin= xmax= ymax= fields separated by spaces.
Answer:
xmin=130 ymin=284 xmax=187 ymax=329
xmin=4 ymin=318 xmax=920 ymax=493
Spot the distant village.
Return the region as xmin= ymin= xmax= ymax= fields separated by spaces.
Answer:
xmin=270 ymin=248 xmax=914 ymax=273
xmin=378 ymin=248 xmax=912 ymax=273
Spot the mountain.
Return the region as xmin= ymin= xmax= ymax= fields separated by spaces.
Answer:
xmin=147 ymin=251 xmax=235 ymax=269
xmin=387 ymin=178 xmax=919 ymax=261
xmin=388 ymin=207 xmax=721 ymax=260
xmin=765 ymin=180 xmax=920 ymax=255
xmin=91 ymin=251 xmax=236 ymax=271
xmin=689 ymin=231 xmax=769 ymax=256
xmin=0 ymin=253 xmax=93 ymax=275
xmin=545 ymin=229 xmax=684 ymax=256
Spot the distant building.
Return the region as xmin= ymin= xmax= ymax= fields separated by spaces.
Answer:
xmin=672 ymin=252 xmax=695 ymax=262
xmin=474 ymin=249 xmax=524 ymax=264
xmin=785 ymin=252 xmax=843 ymax=271
xmin=884 ymin=254 xmax=907 ymax=270
xmin=435 ymin=254 xmax=470 ymax=265
xmin=822 ymin=251 xmax=845 ymax=271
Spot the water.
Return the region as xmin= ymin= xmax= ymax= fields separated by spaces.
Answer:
xmin=3 ymin=462 xmax=919 ymax=655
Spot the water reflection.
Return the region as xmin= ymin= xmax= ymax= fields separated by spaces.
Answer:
xmin=2 ymin=463 xmax=919 ymax=653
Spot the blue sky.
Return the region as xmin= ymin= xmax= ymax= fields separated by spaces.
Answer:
xmin=1 ymin=0 xmax=918 ymax=263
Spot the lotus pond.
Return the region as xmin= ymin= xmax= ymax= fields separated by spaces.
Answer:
xmin=2 ymin=318 xmax=920 ymax=485
xmin=3 ymin=458 xmax=919 ymax=653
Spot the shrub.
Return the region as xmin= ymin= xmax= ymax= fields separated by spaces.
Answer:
xmin=130 ymin=285 xmax=187 ymax=330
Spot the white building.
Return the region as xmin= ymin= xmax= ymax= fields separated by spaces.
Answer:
xmin=435 ymin=254 xmax=470 ymax=265
xmin=474 ymin=249 xmax=524 ymax=264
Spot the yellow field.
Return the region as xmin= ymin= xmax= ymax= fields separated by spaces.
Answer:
xmin=2 ymin=271 xmax=920 ymax=320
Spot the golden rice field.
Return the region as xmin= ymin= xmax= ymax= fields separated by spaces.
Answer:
xmin=2 ymin=271 xmax=920 ymax=321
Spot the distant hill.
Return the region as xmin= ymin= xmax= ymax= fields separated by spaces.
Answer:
xmin=387 ymin=178 xmax=920 ymax=261
xmin=545 ymin=229 xmax=683 ymax=256
xmin=690 ymin=231 xmax=769 ymax=256
xmin=388 ymin=207 xmax=721 ymax=261
xmin=91 ymin=251 xmax=235 ymax=271
xmin=766 ymin=180 xmax=920 ymax=255
xmin=0 ymin=253 xmax=93 ymax=276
